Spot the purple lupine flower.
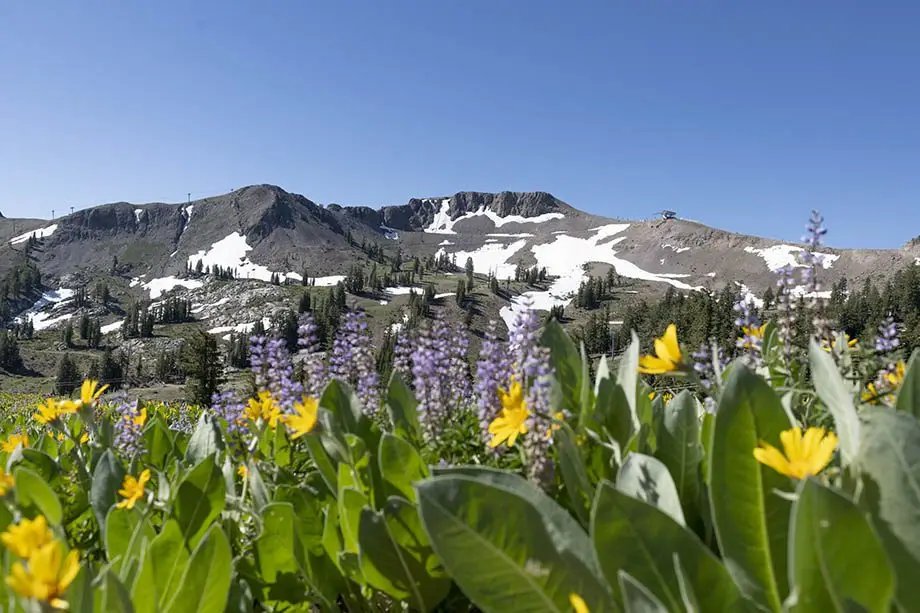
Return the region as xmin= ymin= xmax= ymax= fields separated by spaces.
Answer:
xmin=775 ymin=265 xmax=797 ymax=361
xmin=392 ymin=330 xmax=413 ymax=380
xmin=733 ymin=297 xmax=763 ymax=367
xmin=474 ymin=320 xmax=512 ymax=440
xmin=250 ymin=332 xmax=303 ymax=411
xmin=169 ymin=406 xmax=194 ymax=434
xmin=797 ymin=210 xmax=833 ymax=341
xmin=410 ymin=317 xmax=472 ymax=442
xmin=692 ymin=343 xmax=716 ymax=391
xmin=297 ymin=313 xmax=328 ymax=397
xmin=329 ymin=311 xmax=379 ymax=415
xmin=110 ymin=394 xmax=145 ymax=459
xmin=875 ymin=316 xmax=901 ymax=353
xmin=211 ymin=390 xmax=247 ymax=440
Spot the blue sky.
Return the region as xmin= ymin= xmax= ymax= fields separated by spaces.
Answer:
xmin=2 ymin=1 xmax=918 ymax=248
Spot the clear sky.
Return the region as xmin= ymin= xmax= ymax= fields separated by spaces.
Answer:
xmin=2 ymin=1 xmax=918 ymax=249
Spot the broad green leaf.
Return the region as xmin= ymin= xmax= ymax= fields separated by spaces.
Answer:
xmin=654 ymin=390 xmax=703 ymax=522
xmin=98 ymin=570 xmax=135 ymax=613
xmin=255 ymin=503 xmax=309 ymax=602
xmin=14 ymin=448 xmax=59 ymax=483
xmin=415 ymin=473 xmax=615 ymax=613
xmin=143 ymin=417 xmax=174 ymax=469
xmin=320 ymin=378 xmax=365 ymax=436
xmin=14 ymin=466 xmax=63 ymax=525
xmin=90 ymin=450 xmax=126 ymax=529
xmin=593 ymin=377 xmax=634 ymax=456
xmin=896 ymin=350 xmax=920 ymax=417
xmin=105 ymin=506 xmax=155 ymax=582
xmin=303 ymin=431 xmax=337 ymax=496
xmin=615 ymin=453 xmax=685 ymax=526
xmin=275 ymin=486 xmax=326 ymax=551
xmin=164 ymin=525 xmax=232 ymax=613
xmin=789 ymin=478 xmax=894 ymax=613
xmin=430 ymin=465 xmax=603 ymax=577
xmin=172 ymin=454 xmax=226 ymax=547
xmin=709 ymin=363 xmax=792 ymax=611
xmin=338 ymin=483 xmax=368 ymax=554
xmin=616 ymin=331 xmax=640 ymax=430
xmin=131 ymin=519 xmax=189 ymax=612
xmin=273 ymin=424 xmax=291 ymax=467
xmin=619 ymin=572 xmax=668 ymax=613
xmin=579 ymin=340 xmax=595 ymax=418
xmin=554 ymin=423 xmax=593 ymax=526
xmin=386 ymin=371 xmax=421 ymax=442
xmin=857 ymin=407 xmax=920 ymax=611
xmin=542 ymin=318 xmax=584 ymax=414
xmin=378 ymin=433 xmax=427 ymax=503
xmin=246 ymin=460 xmax=270 ymax=512
xmin=358 ymin=498 xmax=451 ymax=610
xmin=592 ymin=482 xmax=745 ymax=612
xmin=184 ymin=413 xmax=223 ymax=465
xmin=225 ymin=581 xmax=255 ymax=613
xmin=809 ymin=340 xmax=860 ymax=465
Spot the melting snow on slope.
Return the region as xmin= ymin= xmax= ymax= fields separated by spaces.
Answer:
xmin=15 ymin=288 xmax=75 ymax=331
xmin=662 ymin=243 xmax=690 ymax=254
xmin=436 ymin=239 xmax=528 ymax=280
xmin=134 ymin=209 xmax=144 ymax=224
xmin=380 ymin=225 xmax=399 ymax=240
xmin=485 ymin=224 xmax=705 ymax=329
xmin=438 ymin=240 xmax=453 ymax=246
xmin=384 ymin=286 xmax=420 ymax=296
xmin=744 ymin=245 xmax=838 ymax=272
xmin=9 ymin=224 xmax=59 ymax=245
xmin=143 ymin=277 xmax=204 ymax=299
xmin=423 ymin=199 xmax=564 ymax=234
xmin=208 ymin=317 xmax=272 ymax=340
xmin=101 ymin=320 xmax=124 ymax=335
xmin=738 ymin=284 xmax=764 ymax=309
xmin=188 ymin=232 xmax=302 ymax=283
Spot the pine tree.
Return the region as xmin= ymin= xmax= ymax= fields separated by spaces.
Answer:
xmin=182 ymin=331 xmax=224 ymax=406
xmin=56 ymin=354 xmax=80 ymax=395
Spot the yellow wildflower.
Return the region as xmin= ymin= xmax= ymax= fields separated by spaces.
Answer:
xmin=753 ymin=426 xmax=838 ymax=480
xmin=822 ymin=333 xmax=858 ymax=352
xmin=245 ymin=391 xmax=282 ymax=429
xmin=638 ymin=324 xmax=684 ymax=375
xmin=2 ymin=432 xmax=29 ymax=453
xmin=1 ymin=515 xmax=55 ymax=559
xmin=6 ymin=540 xmax=80 ymax=610
xmin=570 ymin=593 xmax=589 ymax=613
xmin=131 ymin=407 xmax=148 ymax=428
xmin=237 ymin=464 xmax=248 ymax=479
xmin=79 ymin=432 xmax=89 ymax=444
xmin=861 ymin=361 xmax=906 ymax=404
xmin=488 ymin=380 xmax=529 ymax=449
xmin=0 ymin=470 xmax=14 ymax=495
xmin=33 ymin=399 xmax=64 ymax=425
xmin=282 ymin=396 xmax=319 ymax=439
xmin=71 ymin=379 xmax=109 ymax=410
xmin=116 ymin=469 xmax=151 ymax=510
xmin=545 ymin=411 xmax=565 ymax=439
xmin=648 ymin=391 xmax=673 ymax=403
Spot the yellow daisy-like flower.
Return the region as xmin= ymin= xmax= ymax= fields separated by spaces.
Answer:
xmin=1 ymin=515 xmax=55 ymax=559
xmin=72 ymin=379 xmax=109 ymax=410
xmin=488 ymin=380 xmax=530 ymax=449
xmin=2 ymin=432 xmax=29 ymax=453
xmin=648 ymin=391 xmax=674 ymax=403
xmin=79 ymin=432 xmax=89 ymax=444
xmin=282 ymin=396 xmax=319 ymax=439
xmin=570 ymin=593 xmax=589 ymax=613
xmin=753 ymin=426 xmax=838 ymax=480
xmin=6 ymin=540 xmax=80 ymax=610
xmin=116 ymin=469 xmax=151 ymax=510
xmin=545 ymin=411 xmax=566 ymax=439
xmin=0 ymin=470 xmax=15 ymax=496
xmin=245 ymin=391 xmax=282 ymax=429
xmin=131 ymin=407 xmax=148 ymax=428
xmin=638 ymin=324 xmax=684 ymax=375
xmin=861 ymin=361 xmax=907 ymax=405
xmin=822 ymin=333 xmax=859 ymax=352
xmin=737 ymin=323 xmax=767 ymax=350
xmin=33 ymin=399 xmax=65 ymax=425
xmin=237 ymin=464 xmax=248 ymax=479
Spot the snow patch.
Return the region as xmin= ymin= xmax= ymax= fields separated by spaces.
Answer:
xmin=485 ymin=239 xmax=498 ymax=243
xmin=380 ymin=225 xmax=399 ymax=240
xmin=738 ymin=284 xmax=764 ymax=309
xmin=384 ymin=286 xmax=420 ymax=296
xmin=187 ymin=232 xmax=301 ymax=283
xmin=662 ymin=243 xmax=690 ymax=254
xmin=143 ymin=276 xmax=204 ymax=299
xmin=435 ymin=239 xmax=528 ymax=280
xmin=134 ymin=209 xmax=144 ymax=224
xmin=191 ymin=296 xmax=231 ymax=314
xmin=207 ymin=317 xmax=272 ymax=338
xmin=434 ymin=292 xmax=453 ymax=299
xmin=706 ymin=272 xmax=716 ymax=277
xmin=308 ymin=275 xmax=347 ymax=287
xmin=438 ymin=240 xmax=454 ymax=246
xmin=9 ymin=224 xmax=58 ymax=245
xmin=15 ymin=288 xmax=76 ymax=331
xmin=744 ymin=245 xmax=838 ymax=272
xmin=423 ymin=199 xmax=565 ymax=234
xmin=101 ymin=320 xmax=124 ymax=335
